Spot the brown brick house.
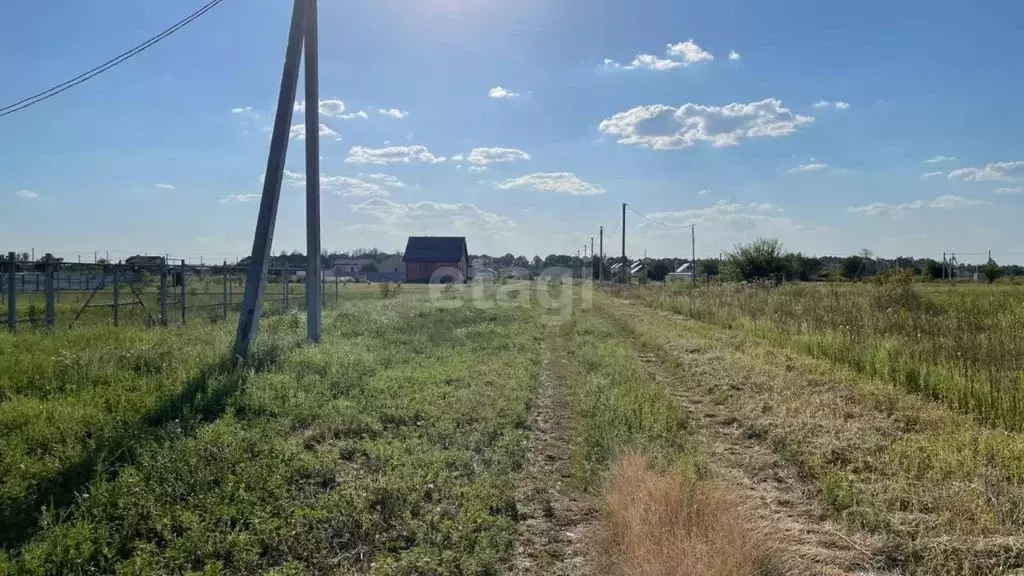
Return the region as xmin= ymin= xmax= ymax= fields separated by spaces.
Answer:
xmin=403 ymin=236 xmax=469 ymax=283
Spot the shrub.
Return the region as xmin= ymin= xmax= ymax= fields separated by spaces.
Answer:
xmin=379 ymin=283 xmax=402 ymax=299
xmin=721 ymin=238 xmax=788 ymax=284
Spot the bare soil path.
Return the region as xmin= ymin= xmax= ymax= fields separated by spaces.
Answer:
xmin=511 ymin=323 xmax=600 ymax=576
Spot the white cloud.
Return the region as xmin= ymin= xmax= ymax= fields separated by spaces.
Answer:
xmin=294 ymin=99 xmax=346 ymax=117
xmin=321 ymin=176 xmax=389 ymax=197
xmin=948 ymin=161 xmax=1024 ymax=182
xmin=488 ymin=86 xmax=520 ymax=99
xmin=155 ymin=183 xmax=176 ymax=190
xmin=697 ymin=189 xmax=711 ymax=195
xmin=813 ymin=100 xmax=850 ymax=110
xmin=465 ymin=147 xmax=531 ymax=165
xmin=340 ymin=110 xmax=368 ymax=120
xmin=994 ymin=186 xmax=1024 ymax=195
xmin=728 ymin=50 xmax=741 ymax=61
xmin=625 ymin=53 xmax=682 ymax=71
xmin=929 ymin=194 xmax=989 ymax=209
xmin=345 ymin=145 xmax=445 ymax=164
xmin=599 ymin=98 xmax=813 ymax=150
xmin=363 ymin=173 xmax=407 ymax=188
xmin=451 ymin=153 xmax=465 ymax=161
xmin=16 ymin=189 xmax=38 ymax=199
xmin=496 ymin=172 xmax=605 ymax=196
xmin=921 ymin=171 xmax=944 ymax=179
xmin=377 ymin=108 xmax=409 ymax=119
xmin=665 ymin=40 xmax=714 ymax=65
xmin=231 ymin=106 xmax=258 ymax=118
xmin=290 ymin=123 xmax=340 ymax=141
xmin=923 ymin=155 xmax=956 ymax=164
xmin=281 ymin=169 xmax=306 ymax=186
xmin=351 ymin=198 xmax=514 ymax=230
xmin=275 ymin=170 xmax=397 ymax=197
xmin=468 ymin=166 xmax=489 ymax=173
xmin=605 ymin=39 xmax=714 ymax=71
xmin=788 ymin=162 xmax=829 ymax=173
xmin=220 ymin=193 xmax=261 ymax=203
xmin=847 ymin=194 xmax=988 ymax=216
xmin=645 ymin=199 xmax=789 ymax=228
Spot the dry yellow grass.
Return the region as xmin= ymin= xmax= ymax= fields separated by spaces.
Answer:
xmin=600 ymin=453 xmax=781 ymax=576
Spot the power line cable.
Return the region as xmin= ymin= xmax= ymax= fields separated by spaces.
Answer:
xmin=628 ymin=206 xmax=680 ymax=228
xmin=0 ymin=0 xmax=228 ymax=118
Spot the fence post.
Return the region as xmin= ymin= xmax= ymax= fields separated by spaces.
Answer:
xmin=284 ymin=268 xmax=290 ymax=311
xmin=6 ymin=252 xmax=15 ymax=333
xmin=113 ymin=264 xmax=120 ymax=326
xmin=222 ymin=261 xmax=229 ymax=320
xmin=160 ymin=261 xmax=168 ymax=327
xmin=180 ymin=259 xmax=187 ymax=326
xmin=44 ymin=262 xmax=55 ymax=329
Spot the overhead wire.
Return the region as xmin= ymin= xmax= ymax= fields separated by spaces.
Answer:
xmin=0 ymin=0 xmax=229 ymax=118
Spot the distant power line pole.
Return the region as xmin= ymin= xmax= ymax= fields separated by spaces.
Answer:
xmin=598 ymin=226 xmax=604 ymax=282
xmin=234 ymin=0 xmax=320 ymax=359
xmin=691 ymin=225 xmax=696 ymax=285
xmin=621 ymin=203 xmax=627 ymax=284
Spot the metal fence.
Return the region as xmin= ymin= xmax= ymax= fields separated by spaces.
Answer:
xmin=2 ymin=254 xmax=344 ymax=332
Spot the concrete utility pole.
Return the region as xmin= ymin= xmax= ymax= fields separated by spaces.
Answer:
xmin=621 ymin=203 xmax=627 ymax=283
xmin=590 ymin=236 xmax=594 ymax=277
xmin=691 ymin=225 xmax=696 ymax=284
xmin=599 ymin=226 xmax=604 ymax=282
xmin=304 ymin=0 xmax=322 ymax=344
xmin=234 ymin=0 xmax=316 ymax=359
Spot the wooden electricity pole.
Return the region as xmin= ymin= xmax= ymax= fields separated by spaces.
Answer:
xmin=599 ymin=226 xmax=604 ymax=282
xmin=234 ymin=0 xmax=320 ymax=358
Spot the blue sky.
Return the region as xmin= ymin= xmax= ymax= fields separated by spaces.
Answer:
xmin=3 ymin=0 xmax=1024 ymax=263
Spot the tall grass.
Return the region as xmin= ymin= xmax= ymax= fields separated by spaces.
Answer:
xmin=618 ymin=281 xmax=1024 ymax=431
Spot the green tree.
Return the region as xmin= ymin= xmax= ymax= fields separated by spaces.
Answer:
xmin=721 ymin=238 xmax=788 ymax=283
xmin=698 ymin=259 xmax=720 ymax=276
xmin=841 ymin=255 xmax=864 ymax=280
xmin=648 ymin=261 xmax=672 ymax=282
xmin=982 ymin=261 xmax=1002 ymax=284
xmin=785 ymin=253 xmax=822 ymax=281
xmin=921 ymin=259 xmax=944 ymax=280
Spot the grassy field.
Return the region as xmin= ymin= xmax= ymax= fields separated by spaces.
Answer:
xmin=1 ymin=284 xmax=546 ymax=574
xmin=616 ymin=280 xmax=1024 ymax=431
xmin=7 ymin=276 xmax=1024 ymax=574
xmin=607 ymin=281 xmax=1024 ymax=574
xmin=0 ymin=280 xmax=785 ymax=576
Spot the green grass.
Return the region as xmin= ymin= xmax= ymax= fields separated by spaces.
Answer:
xmin=1 ymin=287 xmax=544 ymax=574
xmin=564 ymin=306 xmax=701 ymax=490
xmin=617 ymin=281 xmax=1024 ymax=432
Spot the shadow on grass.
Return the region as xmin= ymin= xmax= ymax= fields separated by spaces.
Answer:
xmin=0 ymin=338 xmax=295 ymax=552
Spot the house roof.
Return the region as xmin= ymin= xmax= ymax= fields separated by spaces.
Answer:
xmin=675 ymin=262 xmax=693 ymax=273
xmin=630 ymin=262 xmax=646 ymax=274
xmin=403 ymin=236 xmax=469 ymax=263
